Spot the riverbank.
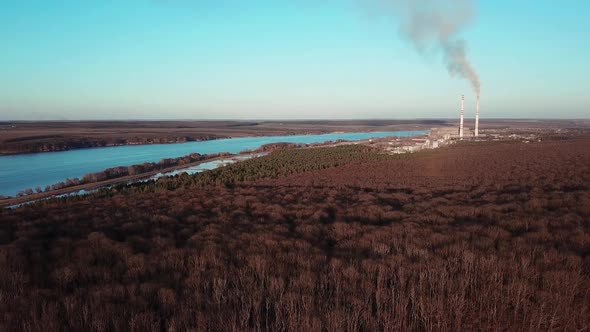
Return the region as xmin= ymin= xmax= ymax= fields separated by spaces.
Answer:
xmin=0 ymin=130 xmax=429 ymax=198
xmin=1 ymin=141 xmax=342 ymax=208
xmin=0 ymin=137 xmax=391 ymax=208
xmin=0 ymin=154 xmax=240 ymax=208
xmin=0 ymin=136 xmax=228 ymax=156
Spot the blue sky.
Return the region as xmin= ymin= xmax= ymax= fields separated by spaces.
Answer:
xmin=0 ymin=0 xmax=589 ymax=120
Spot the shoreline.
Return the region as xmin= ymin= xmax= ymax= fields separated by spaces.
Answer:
xmin=0 ymin=136 xmax=230 ymax=156
xmin=0 ymin=131 xmax=431 ymax=207
xmin=0 ymin=127 xmax=427 ymax=156
xmin=0 ymin=139 xmax=371 ymax=208
xmin=0 ymin=130 xmax=370 ymax=156
xmin=0 ymin=154 xmax=242 ymax=208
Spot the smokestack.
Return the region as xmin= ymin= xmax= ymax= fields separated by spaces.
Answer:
xmin=459 ymin=95 xmax=464 ymax=138
xmin=475 ymin=94 xmax=480 ymax=137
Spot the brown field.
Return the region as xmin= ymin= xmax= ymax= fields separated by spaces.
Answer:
xmin=1 ymin=137 xmax=589 ymax=331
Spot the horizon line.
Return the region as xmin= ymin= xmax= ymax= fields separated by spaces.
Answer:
xmin=1 ymin=118 xmax=589 ymax=123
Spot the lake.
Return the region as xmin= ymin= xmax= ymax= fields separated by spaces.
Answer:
xmin=0 ymin=130 xmax=426 ymax=196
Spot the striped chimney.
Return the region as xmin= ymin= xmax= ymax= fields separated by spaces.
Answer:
xmin=459 ymin=95 xmax=465 ymax=138
xmin=475 ymin=95 xmax=480 ymax=137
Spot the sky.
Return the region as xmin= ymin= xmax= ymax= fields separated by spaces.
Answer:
xmin=0 ymin=0 xmax=589 ymax=120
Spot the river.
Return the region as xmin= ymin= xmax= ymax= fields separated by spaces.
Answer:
xmin=0 ymin=130 xmax=426 ymax=197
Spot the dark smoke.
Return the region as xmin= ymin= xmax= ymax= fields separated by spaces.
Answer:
xmin=363 ymin=0 xmax=481 ymax=95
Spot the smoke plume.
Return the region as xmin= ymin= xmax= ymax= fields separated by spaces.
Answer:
xmin=365 ymin=0 xmax=481 ymax=95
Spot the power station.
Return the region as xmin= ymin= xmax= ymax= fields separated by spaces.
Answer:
xmin=458 ymin=94 xmax=480 ymax=138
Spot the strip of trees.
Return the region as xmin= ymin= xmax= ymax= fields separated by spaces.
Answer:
xmin=1 ymin=134 xmax=223 ymax=154
xmin=13 ymin=152 xmax=229 ymax=198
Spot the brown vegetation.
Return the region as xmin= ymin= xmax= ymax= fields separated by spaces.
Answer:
xmin=0 ymin=139 xmax=589 ymax=331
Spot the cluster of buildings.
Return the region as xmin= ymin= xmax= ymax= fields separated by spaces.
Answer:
xmin=385 ymin=137 xmax=445 ymax=154
xmin=369 ymin=128 xmax=455 ymax=155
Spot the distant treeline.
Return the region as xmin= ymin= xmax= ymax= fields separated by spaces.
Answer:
xmin=239 ymin=140 xmax=348 ymax=155
xmin=239 ymin=142 xmax=301 ymax=154
xmin=0 ymin=134 xmax=222 ymax=154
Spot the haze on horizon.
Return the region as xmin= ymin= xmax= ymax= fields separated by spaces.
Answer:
xmin=0 ymin=0 xmax=589 ymax=121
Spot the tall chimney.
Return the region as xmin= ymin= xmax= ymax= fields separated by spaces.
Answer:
xmin=459 ymin=95 xmax=465 ymax=138
xmin=475 ymin=95 xmax=480 ymax=137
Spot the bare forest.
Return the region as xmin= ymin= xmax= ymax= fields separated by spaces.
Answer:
xmin=1 ymin=138 xmax=589 ymax=331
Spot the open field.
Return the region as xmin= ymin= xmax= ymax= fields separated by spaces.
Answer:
xmin=3 ymin=119 xmax=588 ymax=154
xmin=1 ymin=137 xmax=589 ymax=330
